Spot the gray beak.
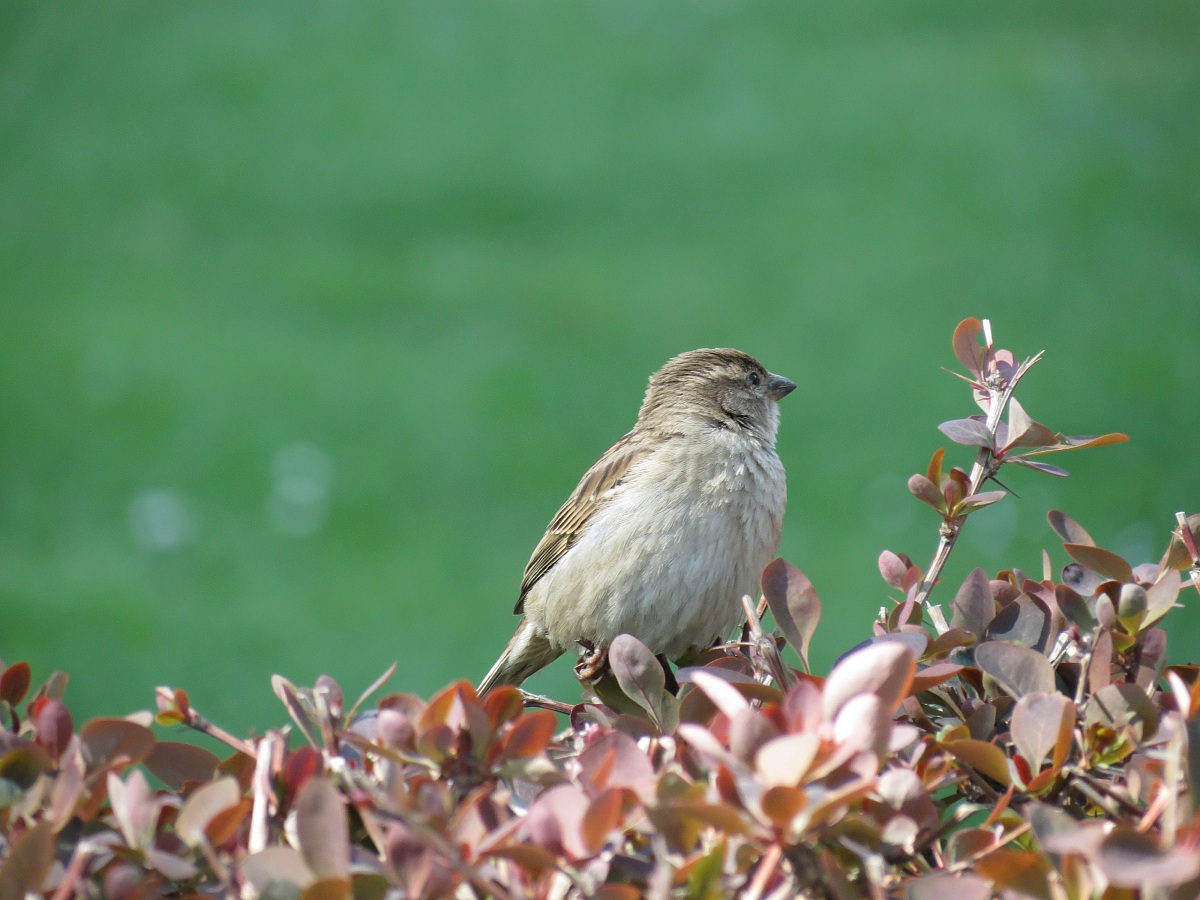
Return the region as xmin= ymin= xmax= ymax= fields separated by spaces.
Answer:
xmin=766 ymin=373 xmax=796 ymax=401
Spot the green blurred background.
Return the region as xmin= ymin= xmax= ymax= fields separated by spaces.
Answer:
xmin=2 ymin=1 xmax=1197 ymax=733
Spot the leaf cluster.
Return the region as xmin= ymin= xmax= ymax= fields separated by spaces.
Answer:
xmin=2 ymin=320 xmax=1198 ymax=899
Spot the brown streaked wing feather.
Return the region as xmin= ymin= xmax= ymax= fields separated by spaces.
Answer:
xmin=515 ymin=432 xmax=653 ymax=613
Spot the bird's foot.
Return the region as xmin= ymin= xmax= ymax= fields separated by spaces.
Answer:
xmin=575 ymin=640 xmax=609 ymax=684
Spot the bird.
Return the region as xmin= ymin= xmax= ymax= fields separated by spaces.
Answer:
xmin=478 ymin=348 xmax=794 ymax=696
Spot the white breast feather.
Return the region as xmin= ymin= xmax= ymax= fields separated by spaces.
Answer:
xmin=524 ymin=426 xmax=787 ymax=660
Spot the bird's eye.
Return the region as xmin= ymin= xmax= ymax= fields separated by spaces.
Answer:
xmin=746 ymin=372 xmax=760 ymax=386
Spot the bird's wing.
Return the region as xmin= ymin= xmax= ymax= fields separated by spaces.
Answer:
xmin=515 ymin=432 xmax=654 ymax=614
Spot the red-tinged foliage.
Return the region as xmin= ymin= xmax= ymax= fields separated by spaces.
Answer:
xmin=1 ymin=319 xmax=1196 ymax=899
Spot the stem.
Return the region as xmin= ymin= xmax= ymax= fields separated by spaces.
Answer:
xmin=1174 ymin=511 xmax=1200 ymax=599
xmin=915 ymin=333 xmax=1042 ymax=622
xmin=744 ymin=842 xmax=784 ymax=900
xmin=48 ymin=843 xmax=93 ymax=900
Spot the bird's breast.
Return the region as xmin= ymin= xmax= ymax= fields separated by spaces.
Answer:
xmin=528 ymin=431 xmax=787 ymax=659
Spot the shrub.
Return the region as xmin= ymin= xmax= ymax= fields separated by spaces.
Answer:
xmin=1 ymin=319 xmax=1197 ymax=899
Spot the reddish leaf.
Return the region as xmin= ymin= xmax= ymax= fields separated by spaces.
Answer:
xmin=832 ymin=693 xmax=891 ymax=758
xmin=524 ymin=783 xmax=590 ymax=860
xmin=975 ymin=849 xmax=1053 ymax=900
xmin=938 ymin=417 xmax=992 ymax=448
xmin=294 ymin=778 xmax=350 ymax=880
xmin=952 ymin=317 xmax=985 ymax=377
xmin=1010 ymin=692 xmax=1075 ymax=774
xmin=577 ymin=731 xmax=656 ymax=801
xmin=34 ymin=699 xmax=74 ymax=757
xmin=984 ymin=593 xmax=1052 ymax=653
xmin=347 ymin=661 xmax=397 ymax=720
xmin=926 ymin=448 xmax=945 ymax=485
xmin=1143 ymin=568 xmax=1181 ymax=628
xmin=1096 ymin=827 xmax=1200 ymax=888
xmin=908 ymin=474 xmax=945 ymax=513
xmin=0 ymin=661 xmax=32 ymax=706
xmin=608 ymin=634 xmax=666 ymax=729
xmin=108 ymin=769 xmax=159 ymax=851
xmin=284 ymin=746 xmax=324 ymax=802
xmin=909 ymin=662 xmax=965 ymax=693
xmin=1027 ymin=432 xmax=1129 ymax=454
xmin=206 ymin=797 xmax=252 ymax=848
xmin=272 ymin=675 xmax=321 ymax=747
xmin=877 ymin=550 xmax=909 ymax=589
xmin=761 ymin=558 xmax=821 ymax=668
xmin=1085 ymin=683 xmax=1158 ymax=741
xmin=949 ymin=568 xmax=994 ymax=636
xmin=176 ymin=776 xmax=241 ymax=847
xmin=1047 ymin=510 xmax=1094 ymax=546
xmin=956 ymin=490 xmax=1006 ymax=513
xmin=1062 ymin=543 xmax=1134 ymax=584
xmin=144 ymin=741 xmax=221 ymax=790
xmin=482 ymin=685 xmax=524 ymax=731
xmin=498 ymin=710 xmax=557 ymax=761
xmin=754 ymin=733 xmax=820 ymax=787
xmin=1009 ymin=458 xmax=1070 ymax=476
xmin=683 ymin=668 xmax=751 ymax=720
xmin=79 ymin=718 xmax=156 ymax=771
xmin=374 ymin=708 xmax=415 ymax=751
xmin=974 ymin=641 xmax=1055 ymax=698
xmin=760 ymin=785 xmax=806 ymax=827
xmin=0 ymin=820 xmax=55 ymax=899
xmin=580 ymin=787 xmax=637 ymax=855
xmin=926 ymin=629 xmax=977 ymax=659
xmin=821 ymin=641 xmax=915 ymax=718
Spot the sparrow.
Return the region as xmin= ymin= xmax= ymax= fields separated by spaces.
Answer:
xmin=478 ymin=348 xmax=794 ymax=696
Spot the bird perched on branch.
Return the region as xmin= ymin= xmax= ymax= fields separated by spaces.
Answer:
xmin=478 ymin=348 xmax=794 ymax=696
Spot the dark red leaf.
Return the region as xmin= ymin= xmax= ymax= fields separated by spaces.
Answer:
xmin=34 ymin=699 xmax=73 ymax=757
xmin=284 ymin=746 xmax=325 ymax=801
xmin=949 ymin=568 xmax=994 ymax=637
xmin=0 ymin=661 xmax=32 ymax=706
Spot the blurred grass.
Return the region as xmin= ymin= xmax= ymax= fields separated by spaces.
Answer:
xmin=1 ymin=1 xmax=1197 ymax=732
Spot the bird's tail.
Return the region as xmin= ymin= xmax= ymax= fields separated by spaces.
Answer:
xmin=478 ymin=617 xmax=562 ymax=696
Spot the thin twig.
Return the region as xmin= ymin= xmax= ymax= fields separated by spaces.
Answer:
xmin=742 ymin=593 xmax=793 ymax=690
xmin=744 ymin=842 xmax=785 ymax=900
xmin=48 ymin=842 xmax=94 ymax=900
xmin=915 ymin=326 xmax=1043 ymax=618
xmin=520 ymin=691 xmax=575 ymax=715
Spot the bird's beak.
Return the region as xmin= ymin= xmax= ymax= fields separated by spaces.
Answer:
xmin=765 ymin=373 xmax=796 ymax=401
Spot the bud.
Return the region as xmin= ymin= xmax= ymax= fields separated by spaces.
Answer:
xmin=1117 ymin=583 xmax=1148 ymax=631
